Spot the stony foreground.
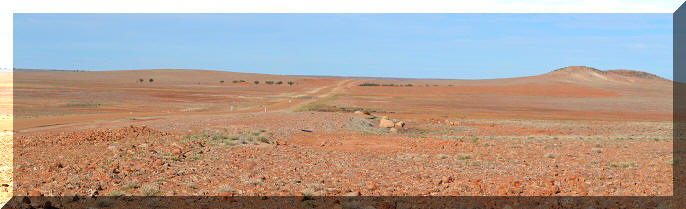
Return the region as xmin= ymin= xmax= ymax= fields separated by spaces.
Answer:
xmin=14 ymin=111 xmax=672 ymax=198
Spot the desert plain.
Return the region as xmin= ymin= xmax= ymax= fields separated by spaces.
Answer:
xmin=6 ymin=66 xmax=675 ymax=205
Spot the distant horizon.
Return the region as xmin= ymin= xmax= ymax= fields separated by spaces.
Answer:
xmin=14 ymin=14 xmax=673 ymax=80
xmin=12 ymin=65 xmax=672 ymax=81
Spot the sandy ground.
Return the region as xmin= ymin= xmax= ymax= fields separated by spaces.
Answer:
xmin=5 ymin=66 xmax=676 ymax=207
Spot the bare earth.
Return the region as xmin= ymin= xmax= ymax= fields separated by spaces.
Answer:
xmin=11 ymin=66 xmax=673 ymax=200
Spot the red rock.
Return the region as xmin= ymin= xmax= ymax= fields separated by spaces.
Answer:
xmin=29 ymin=190 xmax=41 ymax=196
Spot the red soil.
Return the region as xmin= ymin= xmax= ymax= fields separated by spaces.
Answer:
xmin=9 ymin=66 xmax=673 ymax=203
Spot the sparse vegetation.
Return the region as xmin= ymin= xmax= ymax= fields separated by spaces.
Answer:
xmin=185 ymin=129 xmax=273 ymax=146
xmin=457 ymin=153 xmax=472 ymax=160
xmin=358 ymin=83 xmax=381 ymax=86
xmin=297 ymin=103 xmax=339 ymax=112
xmin=345 ymin=117 xmax=389 ymax=135
xmin=62 ymin=102 xmax=102 ymax=108
xmin=620 ymin=161 xmax=639 ymax=169
xmin=109 ymin=190 xmax=126 ymax=197
xmin=296 ymin=103 xmax=383 ymax=114
xmin=288 ymin=81 xmax=294 ymax=85
xmin=141 ymin=183 xmax=161 ymax=196
xmin=358 ymin=83 xmax=415 ymax=87
xmin=545 ymin=153 xmax=556 ymax=159
xmin=437 ymin=154 xmax=450 ymax=159
xmin=217 ymin=184 xmax=234 ymax=194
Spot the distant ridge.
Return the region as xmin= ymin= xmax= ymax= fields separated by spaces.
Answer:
xmin=605 ymin=69 xmax=666 ymax=80
xmin=13 ymin=66 xmax=670 ymax=82
xmin=546 ymin=66 xmax=669 ymax=81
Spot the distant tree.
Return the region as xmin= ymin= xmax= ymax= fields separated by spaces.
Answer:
xmin=406 ymin=84 xmax=413 ymax=87
xmin=276 ymin=81 xmax=283 ymax=84
xmin=149 ymin=78 xmax=154 ymax=83
xmin=220 ymin=80 xmax=225 ymax=84
xmin=254 ymin=81 xmax=260 ymax=84
xmin=139 ymin=78 xmax=144 ymax=83
xmin=265 ymin=81 xmax=274 ymax=85
xmin=287 ymin=81 xmax=294 ymax=85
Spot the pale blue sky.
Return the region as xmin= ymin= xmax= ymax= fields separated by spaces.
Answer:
xmin=13 ymin=13 xmax=672 ymax=79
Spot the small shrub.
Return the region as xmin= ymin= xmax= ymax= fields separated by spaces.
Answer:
xmin=265 ymin=81 xmax=274 ymax=85
xmin=457 ymin=154 xmax=472 ymax=160
xmin=301 ymin=188 xmax=318 ymax=199
xmin=217 ymin=184 xmax=235 ymax=194
xmin=220 ymin=80 xmax=224 ymax=84
xmin=109 ymin=190 xmax=126 ymax=196
xmin=288 ymin=81 xmax=294 ymax=85
xmin=257 ymin=136 xmax=270 ymax=144
xmin=344 ymin=117 xmax=388 ymax=135
xmin=245 ymin=178 xmax=263 ymax=186
xmin=297 ymin=103 xmax=338 ymax=112
xmin=141 ymin=183 xmax=161 ymax=196
xmin=149 ymin=78 xmax=154 ymax=83
xmin=620 ymin=161 xmax=638 ymax=169
xmin=545 ymin=153 xmax=556 ymax=159
xmin=138 ymin=78 xmax=144 ymax=83
xmin=276 ymin=81 xmax=283 ymax=84
xmin=592 ymin=148 xmax=602 ymax=153
xmin=406 ymin=84 xmax=413 ymax=87
xmin=358 ymin=83 xmax=380 ymax=86
xmin=232 ymin=80 xmax=239 ymax=83
xmin=254 ymin=81 xmax=260 ymax=84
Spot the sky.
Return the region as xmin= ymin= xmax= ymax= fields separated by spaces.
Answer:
xmin=13 ymin=13 xmax=673 ymax=79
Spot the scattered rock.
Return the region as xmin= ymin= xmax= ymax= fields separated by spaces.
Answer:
xmin=365 ymin=183 xmax=377 ymax=190
xmin=394 ymin=121 xmax=405 ymax=128
xmin=379 ymin=118 xmax=394 ymax=128
xmin=441 ymin=176 xmax=453 ymax=184
xmin=389 ymin=128 xmax=398 ymax=133
xmin=29 ymin=190 xmax=41 ymax=196
xmin=344 ymin=191 xmax=361 ymax=196
xmin=354 ymin=110 xmax=364 ymax=115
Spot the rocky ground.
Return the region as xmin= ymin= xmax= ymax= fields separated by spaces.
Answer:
xmin=6 ymin=67 xmax=676 ymax=208
xmin=14 ymin=111 xmax=672 ymax=198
